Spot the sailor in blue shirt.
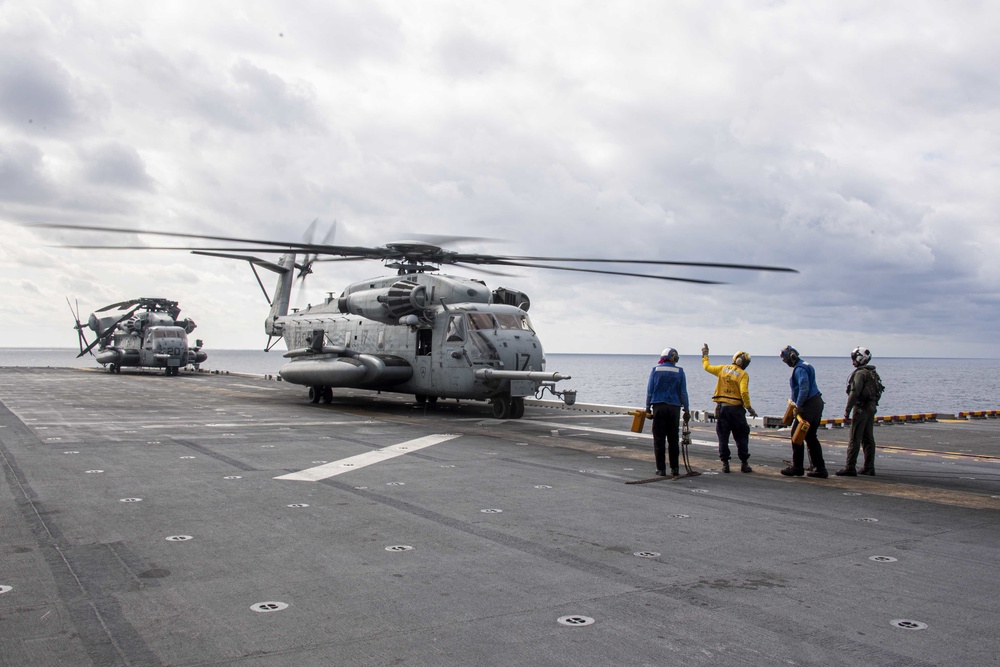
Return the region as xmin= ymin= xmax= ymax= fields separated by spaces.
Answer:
xmin=779 ymin=345 xmax=828 ymax=478
xmin=645 ymin=347 xmax=690 ymax=476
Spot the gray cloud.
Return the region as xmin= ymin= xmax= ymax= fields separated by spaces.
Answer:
xmin=0 ymin=141 xmax=55 ymax=203
xmin=0 ymin=53 xmax=80 ymax=130
xmin=1 ymin=1 xmax=998 ymax=357
xmin=79 ymin=142 xmax=154 ymax=190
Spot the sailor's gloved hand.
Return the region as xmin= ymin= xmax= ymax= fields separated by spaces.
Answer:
xmin=683 ymin=410 xmax=691 ymax=422
xmin=747 ymin=406 xmax=758 ymax=418
xmin=844 ymin=410 xmax=851 ymax=420
xmin=701 ymin=343 xmax=709 ymax=357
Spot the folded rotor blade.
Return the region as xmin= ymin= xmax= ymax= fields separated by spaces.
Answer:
xmin=96 ymin=299 xmax=140 ymax=312
xmin=77 ymin=306 xmax=138 ymax=358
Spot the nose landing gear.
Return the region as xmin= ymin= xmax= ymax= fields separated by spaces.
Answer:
xmin=491 ymin=395 xmax=525 ymax=419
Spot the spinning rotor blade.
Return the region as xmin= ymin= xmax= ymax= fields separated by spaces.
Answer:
xmin=451 ymin=262 xmax=517 ymax=278
xmin=486 ymin=260 xmax=724 ymax=285
xmin=30 ymin=222 xmax=383 ymax=258
xmin=192 ymin=251 xmax=290 ymax=274
xmin=447 ymin=253 xmax=798 ymax=274
xmin=406 ymin=233 xmax=500 ymax=246
xmin=28 ymin=222 xmax=798 ymax=282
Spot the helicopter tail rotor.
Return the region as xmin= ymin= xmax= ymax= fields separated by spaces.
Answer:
xmin=66 ymin=297 xmax=91 ymax=356
xmin=293 ymin=220 xmax=337 ymax=309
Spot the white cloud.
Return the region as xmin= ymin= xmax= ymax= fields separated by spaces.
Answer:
xmin=1 ymin=0 xmax=998 ymax=358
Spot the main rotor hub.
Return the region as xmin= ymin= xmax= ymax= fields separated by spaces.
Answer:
xmin=383 ymin=240 xmax=455 ymax=272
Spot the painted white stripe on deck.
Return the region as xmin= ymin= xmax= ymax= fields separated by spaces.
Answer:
xmin=519 ymin=419 xmax=716 ymax=448
xmin=274 ymin=434 xmax=461 ymax=482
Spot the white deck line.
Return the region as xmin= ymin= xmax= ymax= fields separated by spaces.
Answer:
xmin=274 ymin=433 xmax=461 ymax=481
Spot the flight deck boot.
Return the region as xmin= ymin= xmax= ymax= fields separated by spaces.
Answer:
xmin=859 ymin=466 xmax=876 ymax=476
xmin=835 ymin=467 xmax=858 ymax=477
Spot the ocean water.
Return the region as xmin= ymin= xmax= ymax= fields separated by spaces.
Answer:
xmin=3 ymin=348 xmax=998 ymax=417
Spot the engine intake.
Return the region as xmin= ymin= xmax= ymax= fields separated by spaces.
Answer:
xmin=338 ymin=280 xmax=430 ymax=324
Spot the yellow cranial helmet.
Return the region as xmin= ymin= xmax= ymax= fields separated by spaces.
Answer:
xmin=732 ymin=351 xmax=751 ymax=368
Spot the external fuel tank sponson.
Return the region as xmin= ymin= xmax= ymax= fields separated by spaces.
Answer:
xmin=279 ymin=354 xmax=413 ymax=388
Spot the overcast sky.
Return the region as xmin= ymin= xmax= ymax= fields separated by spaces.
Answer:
xmin=2 ymin=1 xmax=998 ymax=359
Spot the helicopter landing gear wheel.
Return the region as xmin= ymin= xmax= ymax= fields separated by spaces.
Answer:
xmin=309 ymin=386 xmax=321 ymax=404
xmin=108 ymin=364 xmax=116 ymax=374
xmin=510 ymin=397 xmax=525 ymax=419
xmin=427 ymin=396 xmax=438 ymax=406
xmin=415 ymin=394 xmax=427 ymax=404
xmin=321 ymin=386 xmax=334 ymax=404
xmin=491 ymin=395 xmax=512 ymax=419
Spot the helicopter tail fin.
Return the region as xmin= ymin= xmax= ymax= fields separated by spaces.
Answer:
xmin=265 ymin=254 xmax=296 ymax=337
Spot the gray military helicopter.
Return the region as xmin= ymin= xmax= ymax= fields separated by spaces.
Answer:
xmin=41 ymin=223 xmax=795 ymax=416
xmin=69 ymin=296 xmax=208 ymax=375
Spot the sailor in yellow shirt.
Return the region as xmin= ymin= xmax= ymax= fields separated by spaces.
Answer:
xmin=701 ymin=343 xmax=758 ymax=473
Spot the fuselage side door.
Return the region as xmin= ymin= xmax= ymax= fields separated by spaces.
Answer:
xmin=442 ymin=313 xmax=475 ymax=394
xmin=413 ymin=327 xmax=433 ymax=392
xmin=140 ymin=331 xmax=154 ymax=366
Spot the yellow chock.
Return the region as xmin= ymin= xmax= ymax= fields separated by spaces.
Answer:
xmin=629 ymin=409 xmax=648 ymax=433
xmin=791 ymin=414 xmax=811 ymax=445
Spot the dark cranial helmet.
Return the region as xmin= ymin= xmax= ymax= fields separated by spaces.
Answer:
xmin=659 ymin=347 xmax=679 ymax=363
xmin=732 ymin=351 xmax=751 ymax=369
xmin=851 ymin=347 xmax=872 ymax=367
xmin=779 ymin=345 xmax=799 ymax=367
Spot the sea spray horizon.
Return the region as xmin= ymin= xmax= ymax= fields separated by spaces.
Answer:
xmin=3 ymin=348 xmax=999 ymax=418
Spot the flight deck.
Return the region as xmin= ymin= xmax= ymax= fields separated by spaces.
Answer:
xmin=1 ymin=367 xmax=998 ymax=666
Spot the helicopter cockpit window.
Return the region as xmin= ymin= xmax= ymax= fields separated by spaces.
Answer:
xmin=494 ymin=313 xmax=523 ymax=330
xmin=151 ymin=329 xmax=187 ymax=341
xmin=446 ymin=314 xmax=466 ymax=342
xmin=519 ymin=314 xmax=534 ymax=332
xmin=466 ymin=313 xmax=496 ymax=330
